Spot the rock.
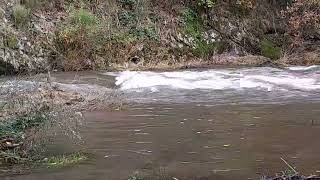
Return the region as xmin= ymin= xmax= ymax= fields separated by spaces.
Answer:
xmin=0 ymin=57 xmax=15 ymax=75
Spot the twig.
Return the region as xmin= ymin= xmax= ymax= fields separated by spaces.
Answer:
xmin=280 ymin=157 xmax=298 ymax=175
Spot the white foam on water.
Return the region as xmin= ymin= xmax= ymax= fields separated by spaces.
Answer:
xmin=109 ymin=67 xmax=320 ymax=92
xmin=287 ymin=65 xmax=319 ymax=71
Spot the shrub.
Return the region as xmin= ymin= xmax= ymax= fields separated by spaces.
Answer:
xmin=197 ymin=0 xmax=216 ymax=8
xmin=112 ymin=32 xmax=137 ymax=45
xmin=179 ymin=8 xmax=202 ymax=40
xmin=12 ymin=5 xmax=30 ymax=27
xmin=260 ymin=39 xmax=281 ymax=60
xmin=179 ymin=8 xmax=219 ymax=58
xmin=130 ymin=26 xmax=159 ymax=41
xmin=55 ymin=8 xmax=108 ymax=70
xmin=193 ymin=40 xmax=218 ymax=58
xmin=0 ymin=112 xmax=49 ymax=163
xmin=5 ymin=35 xmax=19 ymax=49
xmin=71 ymin=8 xmax=97 ymax=27
xmin=118 ymin=11 xmax=136 ymax=26
xmin=0 ymin=113 xmax=49 ymax=138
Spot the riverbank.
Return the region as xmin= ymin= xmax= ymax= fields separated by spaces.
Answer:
xmin=1 ymin=0 xmax=319 ymax=75
xmin=0 ymin=76 xmax=124 ymax=168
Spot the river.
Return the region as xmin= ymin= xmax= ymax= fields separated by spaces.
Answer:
xmin=2 ymin=65 xmax=320 ymax=180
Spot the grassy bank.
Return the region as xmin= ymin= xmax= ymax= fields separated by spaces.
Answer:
xmin=0 ymin=79 xmax=87 ymax=167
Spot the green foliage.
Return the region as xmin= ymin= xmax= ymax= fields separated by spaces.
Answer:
xmin=0 ymin=151 xmax=28 ymax=164
xmin=12 ymin=5 xmax=31 ymax=27
xmin=70 ymin=8 xmax=97 ymax=27
xmin=197 ymin=0 xmax=216 ymax=8
xmin=55 ymin=8 xmax=109 ymax=70
xmin=281 ymin=169 xmax=297 ymax=177
xmin=130 ymin=26 xmax=159 ymax=41
xmin=180 ymin=8 xmax=203 ymax=39
xmin=44 ymin=153 xmax=87 ymax=167
xmin=193 ymin=40 xmax=218 ymax=58
xmin=0 ymin=113 xmax=49 ymax=137
xmin=119 ymin=0 xmax=136 ymax=6
xmin=0 ymin=112 xmax=49 ymax=163
xmin=128 ymin=174 xmax=143 ymax=180
xmin=118 ymin=11 xmax=136 ymax=26
xmin=111 ymin=32 xmax=138 ymax=44
xmin=181 ymin=8 xmax=197 ymax=25
xmin=4 ymin=35 xmax=19 ymax=49
xmin=260 ymin=39 xmax=281 ymax=60
xmin=179 ymin=8 xmax=217 ymax=58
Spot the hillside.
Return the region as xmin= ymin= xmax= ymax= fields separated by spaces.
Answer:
xmin=0 ymin=0 xmax=319 ymax=74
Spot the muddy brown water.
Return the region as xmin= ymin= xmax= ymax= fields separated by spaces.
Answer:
xmin=2 ymin=67 xmax=320 ymax=180
xmin=4 ymin=103 xmax=320 ymax=180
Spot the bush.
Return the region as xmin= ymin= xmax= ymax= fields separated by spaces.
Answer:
xmin=5 ymin=35 xmax=19 ymax=49
xmin=130 ymin=26 xmax=159 ymax=41
xmin=118 ymin=11 xmax=136 ymax=26
xmin=0 ymin=112 xmax=49 ymax=163
xmin=179 ymin=8 xmax=218 ymax=58
xmin=12 ymin=5 xmax=30 ymax=27
xmin=193 ymin=40 xmax=218 ymax=58
xmin=197 ymin=0 xmax=216 ymax=8
xmin=0 ymin=113 xmax=49 ymax=138
xmin=260 ymin=39 xmax=281 ymax=60
xmin=179 ymin=8 xmax=204 ymax=40
xmin=55 ymin=8 xmax=107 ymax=70
xmin=71 ymin=8 xmax=97 ymax=27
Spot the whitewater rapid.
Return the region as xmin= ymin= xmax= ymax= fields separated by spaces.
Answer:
xmin=108 ymin=66 xmax=320 ymax=92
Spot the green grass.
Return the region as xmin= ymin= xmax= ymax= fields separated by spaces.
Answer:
xmin=128 ymin=175 xmax=143 ymax=180
xmin=71 ymin=8 xmax=98 ymax=27
xmin=12 ymin=5 xmax=31 ymax=27
xmin=260 ymin=39 xmax=281 ymax=60
xmin=0 ymin=113 xmax=49 ymax=137
xmin=44 ymin=153 xmax=87 ymax=167
xmin=4 ymin=35 xmax=19 ymax=49
xmin=193 ymin=40 xmax=218 ymax=58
